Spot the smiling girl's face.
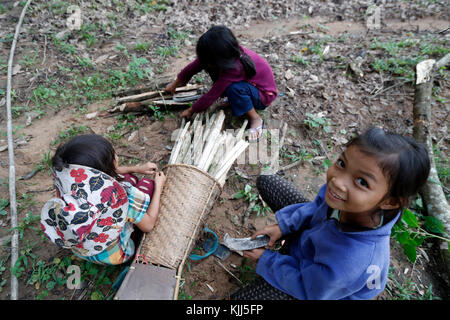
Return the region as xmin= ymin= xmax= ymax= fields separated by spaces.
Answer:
xmin=325 ymin=145 xmax=399 ymax=226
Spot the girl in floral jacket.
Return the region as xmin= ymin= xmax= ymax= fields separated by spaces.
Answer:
xmin=40 ymin=134 xmax=166 ymax=265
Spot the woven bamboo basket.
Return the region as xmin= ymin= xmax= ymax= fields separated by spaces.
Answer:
xmin=135 ymin=164 xmax=222 ymax=271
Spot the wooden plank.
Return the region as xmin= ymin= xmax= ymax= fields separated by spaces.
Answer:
xmin=114 ymin=263 xmax=177 ymax=300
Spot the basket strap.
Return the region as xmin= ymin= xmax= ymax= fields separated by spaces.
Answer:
xmin=188 ymin=227 xmax=219 ymax=261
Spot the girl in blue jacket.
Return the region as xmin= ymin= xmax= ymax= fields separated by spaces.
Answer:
xmin=234 ymin=127 xmax=430 ymax=300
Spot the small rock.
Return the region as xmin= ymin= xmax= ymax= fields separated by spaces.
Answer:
xmin=285 ymin=69 xmax=294 ymax=80
xmin=85 ymin=111 xmax=98 ymax=119
xmin=285 ymin=42 xmax=295 ymax=50
xmin=128 ymin=130 xmax=138 ymax=142
xmin=12 ymin=64 xmax=21 ymax=75
xmin=286 ymin=86 xmax=295 ymax=97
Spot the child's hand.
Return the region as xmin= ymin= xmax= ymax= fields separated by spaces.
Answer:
xmin=180 ymin=107 xmax=194 ymax=119
xmin=251 ymin=224 xmax=282 ymax=247
xmin=243 ymin=248 xmax=265 ymax=261
xmin=138 ymin=162 xmax=158 ymax=175
xmin=154 ymin=171 xmax=167 ymax=190
xmin=165 ymin=79 xmax=180 ymax=96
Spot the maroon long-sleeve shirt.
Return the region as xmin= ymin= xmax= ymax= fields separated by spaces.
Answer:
xmin=177 ymin=46 xmax=277 ymax=113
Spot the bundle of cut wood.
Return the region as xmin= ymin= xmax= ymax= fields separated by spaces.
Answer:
xmin=169 ymin=110 xmax=249 ymax=186
xmin=108 ymin=84 xmax=205 ymax=114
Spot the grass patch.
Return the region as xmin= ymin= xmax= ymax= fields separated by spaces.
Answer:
xmin=370 ymin=36 xmax=450 ymax=81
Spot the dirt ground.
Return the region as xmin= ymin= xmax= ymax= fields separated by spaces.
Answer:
xmin=0 ymin=1 xmax=449 ymax=300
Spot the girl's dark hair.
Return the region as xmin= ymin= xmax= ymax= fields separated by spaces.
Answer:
xmin=196 ymin=25 xmax=256 ymax=80
xmin=347 ymin=127 xmax=430 ymax=213
xmin=52 ymin=134 xmax=119 ymax=179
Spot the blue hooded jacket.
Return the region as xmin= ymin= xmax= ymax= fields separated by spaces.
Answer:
xmin=256 ymin=184 xmax=400 ymax=300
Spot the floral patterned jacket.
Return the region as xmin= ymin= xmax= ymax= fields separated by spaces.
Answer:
xmin=40 ymin=164 xmax=129 ymax=257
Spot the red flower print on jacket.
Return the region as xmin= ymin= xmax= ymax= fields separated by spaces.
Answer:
xmin=94 ymin=233 xmax=109 ymax=243
xmin=64 ymin=203 xmax=76 ymax=211
xmin=56 ymin=227 xmax=65 ymax=240
xmin=100 ymin=181 xmax=127 ymax=209
xmin=98 ymin=216 xmax=114 ymax=227
xmin=70 ymin=168 xmax=88 ymax=183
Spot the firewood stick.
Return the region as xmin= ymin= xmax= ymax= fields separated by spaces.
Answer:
xmin=168 ymin=118 xmax=185 ymax=164
xmin=202 ymin=112 xmax=217 ymax=143
xmin=208 ymin=138 xmax=226 ymax=176
xmin=235 ymin=119 xmax=248 ymax=142
xmin=216 ymin=141 xmax=249 ymax=185
xmin=209 ymin=132 xmax=235 ymax=178
xmin=198 ymin=111 xmax=225 ymax=170
xmin=203 ymin=134 xmax=226 ymax=173
xmin=169 ymin=121 xmax=190 ymax=164
xmin=192 ymin=124 xmax=204 ymax=166
xmin=177 ymin=131 xmax=192 ymax=164
xmin=182 ymin=137 xmax=194 ymax=165
xmin=215 ymin=140 xmax=248 ymax=182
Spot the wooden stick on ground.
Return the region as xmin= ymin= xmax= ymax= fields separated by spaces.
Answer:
xmin=6 ymin=0 xmax=33 ymax=301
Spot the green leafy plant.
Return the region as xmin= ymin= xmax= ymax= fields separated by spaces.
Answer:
xmin=385 ymin=267 xmax=440 ymax=300
xmin=134 ymin=41 xmax=152 ymax=52
xmin=233 ymin=184 xmax=258 ymax=203
xmin=0 ymin=258 xmax=7 ymax=293
xmin=391 ymin=203 xmax=449 ymax=263
xmin=304 ymin=113 xmax=331 ymax=133
xmin=114 ymin=43 xmax=128 ymax=56
xmin=148 ymin=104 xmax=169 ymax=121
xmin=51 ymin=125 xmax=88 ymax=146
xmin=251 ymin=202 xmax=272 ymax=217
xmin=232 ymin=184 xmax=271 ymax=217
xmin=78 ymin=261 xmax=120 ymax=300
xmin=9 ymin=211 xmax=40 ymax=240
xmin=237 ymin=259 xmax=257 ymax=285
xmin=0 ymin=198 xmax=9 ymax=216
xmin=168 ymin=27 xmax=189 ymax=41
xmin=291 ymin=55 xmax=309 ymax=65
xmin=28 ymin=256 xmax=71 ymax=293
xmin=156 ymin=46 xmax=178 ymax=58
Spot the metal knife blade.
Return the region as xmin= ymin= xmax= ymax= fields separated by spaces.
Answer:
xmin=222 ymin=233 xmax=270 ymax=251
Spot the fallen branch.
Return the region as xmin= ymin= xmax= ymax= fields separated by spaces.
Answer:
xmin=5 ymin=0 xmax=33 ymax=301
xmin=214 ymin=259 xmax=243 ymax=285
xmin=278 ymin=159 xmax=303 ymax=172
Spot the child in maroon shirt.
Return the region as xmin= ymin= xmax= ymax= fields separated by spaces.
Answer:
xmin=165 ymin=25 xmax=277 ymax=142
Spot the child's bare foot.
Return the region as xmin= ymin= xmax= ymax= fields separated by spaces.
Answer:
xmin=248 ymin=116 xmax=264 ymax=143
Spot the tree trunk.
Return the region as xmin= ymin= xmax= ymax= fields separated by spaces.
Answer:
xmin=412 ymin=54 xmax=450 ymax=279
